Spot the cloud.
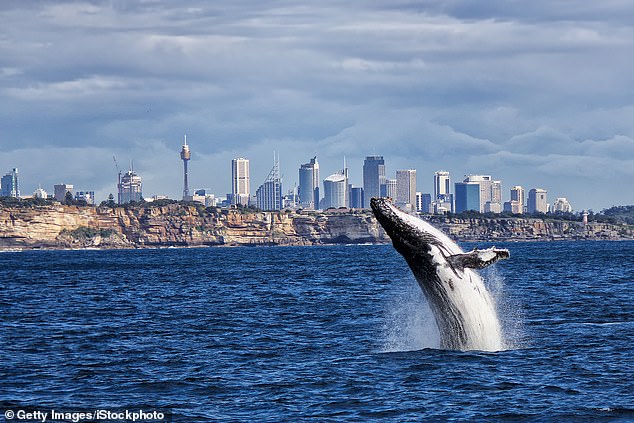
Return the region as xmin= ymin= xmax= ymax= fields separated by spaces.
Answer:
xmin=0 ymin=1 xmax=633 ymax=210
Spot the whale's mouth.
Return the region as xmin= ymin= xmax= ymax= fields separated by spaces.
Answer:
xmin=370 ymin=198 xmax=402 ymax=237
xmin=370 ymin=197 xmax=401 ymax=230
xmin=370 ymin=197 xmax=390 ymax=218
xmin=370 ymin=197 xmax=392 ymax=213
xmin=370 ymin=197 xmax=431 ymax=252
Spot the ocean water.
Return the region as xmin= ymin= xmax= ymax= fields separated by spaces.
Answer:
xmin=1 ymin=241 xmax=633 ymax=422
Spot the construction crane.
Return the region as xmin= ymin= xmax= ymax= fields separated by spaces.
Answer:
xmin=113 ymin=156 xmax=122 ymax=205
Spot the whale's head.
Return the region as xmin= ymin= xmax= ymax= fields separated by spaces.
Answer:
xmin=370 ymin=197 xmax=508 ymax=274
xmin=370 ymin=197 xmax=453 ymax=259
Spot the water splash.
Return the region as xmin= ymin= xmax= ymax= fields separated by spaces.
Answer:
xmin=381 ymin=268 xmax=527 ymax=352
xmin=380 ymin=280 xmax=440 ymax=352
xmin=481 ymin=266 xmax=527 ymax=350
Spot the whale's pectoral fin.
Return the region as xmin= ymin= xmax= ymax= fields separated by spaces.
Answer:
xmin=447 ymin=247 xmax=510 ymax=270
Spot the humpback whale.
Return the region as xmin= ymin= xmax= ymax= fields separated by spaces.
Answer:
xmin=371 ymin=198 xmax=509 ymax=351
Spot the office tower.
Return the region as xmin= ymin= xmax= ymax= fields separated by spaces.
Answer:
xmin=396 ymin=169 xmax=416 ymax=212
xmin=0 ymin=168 xmax=19 ymax=197
xmin=434 ymin=171 xmax=451 ymax=199
xmin=510 ymin=186 xmax=525 ymax=214
xmin=422 ymin=193 xmax=433 ymax=213
xmin=322 ymin=172 xmax=348 ymax=209
xmin=180 ymin=135 xmax=191 ymax=199
xmin=118 ymin=170 xmax=142 ymax=203
xmin=454 ymin=181 xmax=481 ymax=213
xmin=350 ymin=187 xmax=364 ymax=209
xmin=432 ymin=170 xmax=453 ymax=213
xmin=553 ymin=197 xmax=572 ymax=213
xmin=231 ymin=158 xmax=250 ymax=206
xmin=363 ymin=156 xmax=386 ymax=208
xmin=527 ymin=188 xmax=548 ymax=214
xmin=385 ymin=178 xmax=397 ymax=199
xmin=415 ymin=191 xmax=434 ymax=213
xmin=256 ymin=154 xmax=283 ymax=211
xmin=485 ymin=180 xmax=503 ymax=213
xmin=54 ymin=183 xmax=74 ymax=202
xmin=463 ymin=175 xmax=492 ymax=212
xmin=298 ymin=156 xmax=320 ymax=210
xmin=503 ymin=200 xmax=523 ymax=214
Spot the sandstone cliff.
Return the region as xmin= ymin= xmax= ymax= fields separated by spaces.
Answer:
xmin=0 ymin=204 xmax=388 ymax=249
xmin=0 ymin=203 xmax=631 ymax=250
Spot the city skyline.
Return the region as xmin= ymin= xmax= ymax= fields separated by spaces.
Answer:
xmin=1 ymin=2 xmax=634 ymax=211
xmin=0 ymin=150 xmax=601 ymax=214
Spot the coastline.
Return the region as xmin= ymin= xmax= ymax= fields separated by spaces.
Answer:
xmin=1 ymin=203 xmax=632 ymax=251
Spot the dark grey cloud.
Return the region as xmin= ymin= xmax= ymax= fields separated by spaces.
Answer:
xmin=0 ymin=0 xmax=633 ymax=210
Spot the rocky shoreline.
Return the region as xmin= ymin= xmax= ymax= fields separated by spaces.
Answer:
xmin=0 ymin=203 xmax=632 ymax=250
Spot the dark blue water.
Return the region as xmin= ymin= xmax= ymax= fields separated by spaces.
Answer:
xmin=1 ymin=242 xmax=633 ymax=421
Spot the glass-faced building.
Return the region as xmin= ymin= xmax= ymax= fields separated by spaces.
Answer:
xmin=298 ymin=156 xmax=320 ymax=210
xmin=322 ymin=172 xmax=348 ymax=209
xmin=256 ymin=156 xmax=282 ymax=211
xmin=119 ymin=170 xmax=142 ymax=204
xmin=362 ymin=156 xmax=385 ymax=208
xmin=231 ymin=158 xmax=250 ymax=206
xmin=528 ymin=188 xmax=548 ymax=214
xmin=350 ymin=187 xmax=364 ymax=209
xmin=454 ymin=181 xmax=481 ymax=213
xmin=0 ymin=168 xmax=19 ymax=197
xmin=396 ymin=169 xmax=416 ymax=212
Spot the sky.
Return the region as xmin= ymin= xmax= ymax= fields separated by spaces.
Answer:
xmin=1 ymin=1 xmax=633 ymax=211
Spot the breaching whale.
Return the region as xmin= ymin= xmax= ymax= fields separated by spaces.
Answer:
xmin=370 ymin=198 xmax=509 ymax=351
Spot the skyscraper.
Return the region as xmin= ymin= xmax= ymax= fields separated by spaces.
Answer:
xmin=385 ymin=178 xmax=397 ymax=199
xmin=0 ymin=168 xmax=19 ymax=197
xmin=434 ymin=171 xmax=450 ymax=199
xmin=256 ymin=154 xmax=283 ymax=211
xmin=528 ymin=188 xmax=548 ymax=214
xmin=454 ymin=181 xmax=481 ymax=213
xmin=322 ymin=172 xmax=348 ymax=209
xmin=350 ymin=187 xmax=364 ymax=209
xmin=231 ymin=158 xmax=250 ymax=206
xmin=362 ymin=156 xmax=385 ymax=208
xmin=486 ymin=180 xmax=503 ymax=213
xmin=180 ymin=135 xmax=191 ymax=200
xmin=298 ymin=156 xmax=320 ymax=210
xmin=463 ymin=175 xmax=492 ymax=212
xmin=511 ymin=186 xmax=525 ymax=211
xmin=433 ymin=170 xmax=453 ymax=213
xmin=118 ymin=170 xmax=142 ymax=203
xmin=396 ymin=169 xmax=416 ymax=212
xmin=421 ymin=193 xmax=432 ymax=213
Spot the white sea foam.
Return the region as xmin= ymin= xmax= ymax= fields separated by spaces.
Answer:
xmin=380 ymin=279 xmax=440 ymax=352
xmin=379 ymin=200 xmax=511 ymax=352
xmin=481 ymin=266 xmax=527 ymax=350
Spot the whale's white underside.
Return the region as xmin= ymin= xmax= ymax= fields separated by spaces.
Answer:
xmin=382 ymin=201 xmax=504 ymax=351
